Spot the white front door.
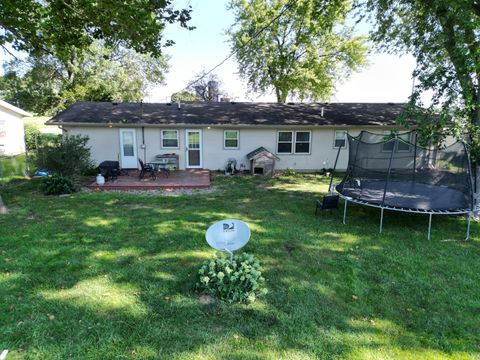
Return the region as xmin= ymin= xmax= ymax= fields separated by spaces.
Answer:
xmin=186 ymin=129 xmax=202 ymax=168
xmin=119 ymin=128 xmax=138 ymax=168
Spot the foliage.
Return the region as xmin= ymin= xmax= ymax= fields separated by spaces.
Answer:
xmin=171 ymin=91 xmax=199 ymax=103
xmin=40 ymin=174 xmax=76 ymax=195
xmin=360 ymin=0 xmax=480 ymax=156
xmin=24 ymin=124 xmax=41 ymax=150
xmin=34 ymin=135 xmax=93 ymax=176
xmin=228 ymin=0 xmax=368 ymax=102
xmin=188 ymin=71 xmax=227 ymax=102
xmin=0 ymin=154 xmax=27 ymax=183
xmin=0 ymin=41 xmax=169 ymax=115
xmin=0 ymin=175 xmax=479 ymax=358
xmin=0 ymin=0 xmax=193 ymax=61
xmin=197 ymin=253 xmax=266 ymax=303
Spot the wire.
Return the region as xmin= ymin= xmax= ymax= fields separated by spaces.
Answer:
xmin=158 ymin=0 xmax=295 ymax=102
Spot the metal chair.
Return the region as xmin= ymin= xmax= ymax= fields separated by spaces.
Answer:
xmin=138 ymin=158 xmax=156 ymax=180
xmin=315 ymin=194 xmax=339 ymax=215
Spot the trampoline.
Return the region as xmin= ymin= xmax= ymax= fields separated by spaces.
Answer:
xmin=331 ymin=131 xmax=475 ymax=240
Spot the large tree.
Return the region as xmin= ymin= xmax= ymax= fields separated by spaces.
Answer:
xmin=228 ymin=0 xmax=368 ymax=102
xmin=0 ymin=41 xmax=168 ymax=115
xmin=360 ymin=0 xmax=479 ymax=154
xmin=0 ymin=0 xmax=193 ymax=61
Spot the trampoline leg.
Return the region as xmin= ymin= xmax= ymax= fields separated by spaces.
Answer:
xmin=343 ymin=199 xmax=348 ymax=225
xmin=466 ymin=212 xmax=472 ymax=241
xmin=427 ymin=213 xmax=432 ymax=241
xmin=379 ymin=208 xmax=384 ymax=233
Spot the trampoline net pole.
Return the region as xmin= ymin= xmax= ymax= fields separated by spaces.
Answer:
xmin=328 ymin=144 xmax=342 ymax=193
xmin=381 ymin=137 xmax=397 ymax=207
xmin=428 ymin=213 xmax=432 ymax=241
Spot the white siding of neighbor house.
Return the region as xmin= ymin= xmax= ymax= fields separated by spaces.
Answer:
xmin=0 ymin=106 xmax=26 ymax=156
xmin=65 ymin=125 xmax=398 ymax=171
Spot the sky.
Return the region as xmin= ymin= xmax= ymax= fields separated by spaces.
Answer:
xmin=0 ymin=0 xmax=419 ymax=104
xmin=145 ymin=0 xmax=418 ymax=104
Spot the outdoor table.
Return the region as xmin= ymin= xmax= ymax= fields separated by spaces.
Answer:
xmin=146 ymin=161 xmax=170 ymax=177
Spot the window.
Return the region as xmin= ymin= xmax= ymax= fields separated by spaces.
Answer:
xmin=295 ymin=131 xmax=311 ymax=153
xmin=224 ymin=130 xmax=239 ymax=149
xmin=277 ymin=131 xmax=311 ymax=154
xmin=397 ymin=132 xmax=412 ymax=152
xmin=334 ymin=130 xmax=346 ymax=148
xmin=382 ymin=131 xmax=412 ymax=152
xmin=161 ymin=130 xmax=179 ymax=148
xmin=277 ymin=131 xmax=293 ymax=153
xmin=382 ymin=131 xmax=395 ymax=152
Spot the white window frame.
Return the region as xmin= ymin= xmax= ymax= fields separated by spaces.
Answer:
xmin=161 ymin=129 xmax=179 ymax=149
xmin=277 ymin=130 xmax=312 ymax=155
xmin=333 ymin=130 xmax=347 ymax=149
xmin=277 ymin=131 xmax=294 ymax=154
xmin=294 ymin=131 xmax=311 ymax=154
xmin=396 ymin=132 xmax=412 ymax=152
xmin=223 ymin=130 xmax=239 ymax=150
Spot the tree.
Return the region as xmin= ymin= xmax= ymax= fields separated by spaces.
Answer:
xmin=228 ymin=0 xmax=368 ymax=102
xmin=188 ymin=71 xmax=226 ymax=102
xmin=171 ymin=91 xmax=199 ymax=103
xmin=360 ymin=0 xmax=479 ymax=155
xmin=0 ymin=41 xmax=168 ymax=115
xmin=0 ymin=0 xmax=193 ymax=61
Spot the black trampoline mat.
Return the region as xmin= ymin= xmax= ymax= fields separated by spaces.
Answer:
xmin=338 ymin=180 xmax=470 ymax=211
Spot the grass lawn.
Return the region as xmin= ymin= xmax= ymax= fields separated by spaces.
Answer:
xmin=1 ymin=174 xmax=479 ymax=359
xmin=0 ymin=154 xmax=28 ymax=184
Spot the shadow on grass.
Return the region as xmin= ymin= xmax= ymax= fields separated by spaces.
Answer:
xmin=0 ymin=174 xmax=479 ymax=358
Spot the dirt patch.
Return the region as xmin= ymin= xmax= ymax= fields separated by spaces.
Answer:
xmin=199 ymin=294 xmax=216 ymax=305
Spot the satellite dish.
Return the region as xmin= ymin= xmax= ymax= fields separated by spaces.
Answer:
xmin=206 ymin=219 xmax=251 ymax=252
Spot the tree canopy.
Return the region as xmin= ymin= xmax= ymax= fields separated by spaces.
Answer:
xmin=0 ymin=41 xmax=168 ymax=115
xmin=0 ymin=0 xmax=193 ymax=61
xmin=228 ymin=0 xmax=368 ymax=102
xmin=361 ymin=0 xmax=479 ymax=154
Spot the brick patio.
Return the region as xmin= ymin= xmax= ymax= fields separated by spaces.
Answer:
xmin=87 ymin=170 xmax=210 ymax=191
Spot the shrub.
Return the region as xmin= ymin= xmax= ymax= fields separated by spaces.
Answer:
xmin=34 ymin=135 xmax=93 ymax=176
xmin=197 ymin=253 xmax=267 ymax=303
xmin=41 ymin=175 xmax=77 ymax=195
xmin=24 ymin=124 xmax=41 ymax=150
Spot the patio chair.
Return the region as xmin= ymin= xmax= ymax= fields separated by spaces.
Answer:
xmin=315 ymin=194 xmax=339 ymax=215
xmin=138 ymin=158 xmax=156 ymax=180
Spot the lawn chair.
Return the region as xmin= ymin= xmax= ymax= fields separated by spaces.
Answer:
xmin=138 ymin=158 xmax=156 ymax=180
xmin=315 ymin=194 xmax=339 ymax=215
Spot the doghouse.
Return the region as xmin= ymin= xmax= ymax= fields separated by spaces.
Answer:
xmin=246 ymin=147 xmax=279 ymax=177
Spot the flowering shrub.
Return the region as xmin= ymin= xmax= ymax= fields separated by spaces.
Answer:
xmin=197 ymin=253 xmax=267 ymax=303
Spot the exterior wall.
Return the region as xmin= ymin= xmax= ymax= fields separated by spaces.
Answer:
xmin=64 ymin=125 xmax=391 ymax=171
xmin=0 ymin=107 xmax=26 ymax=156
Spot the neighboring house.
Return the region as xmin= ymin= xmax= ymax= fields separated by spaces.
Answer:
xmin=0 ymin=100 xmax=31 ymax=156
xmin=46 ymin=101 xmax=411 ymax=171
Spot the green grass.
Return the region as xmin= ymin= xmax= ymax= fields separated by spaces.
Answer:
xmin=0 ymin=154 xmax=28 ymax=183
xmin=1 ymin=174 xmax=479 ymax=359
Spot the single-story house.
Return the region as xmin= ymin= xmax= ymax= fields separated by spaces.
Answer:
xmin=46 ymin=101 xmax=411 ymax=171
xmin=0 ymin=100 xmax=31 ymax=156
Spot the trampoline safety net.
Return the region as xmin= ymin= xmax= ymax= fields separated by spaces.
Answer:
xmin=336 ymin=131 xmax=474 ymax=212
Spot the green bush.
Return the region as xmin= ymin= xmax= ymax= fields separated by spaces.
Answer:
xmin=34 ymin=134 xmax=93 ymax=176
xmin=197 ymin=253 xmax=267 ymax=303
xmin=24 ymin=124 xmax=41 ymax=150
xmin=41 ymin=175 xmax=77 ymax=195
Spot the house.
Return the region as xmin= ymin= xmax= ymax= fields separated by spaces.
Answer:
xmin=0 ymin=100 xmax=31 ymax=156
xmin=46 ymin=101 xmax=410 ymax=171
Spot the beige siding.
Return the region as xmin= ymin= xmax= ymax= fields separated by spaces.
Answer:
xmin=64 ymin=126 xmax=390 ymax=171
xmin=0 ymin=107 xmax=26 ymax=155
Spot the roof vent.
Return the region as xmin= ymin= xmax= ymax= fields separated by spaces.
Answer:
xmin=287 ymin=102 xmax=295 ymax=105
xmin=230 ymin=101 xmax=237 ymax=105
xmin=321 ymin=107 xmax=324 ymax=117
xmin=112 ymin=101 xmax=118 ymax=106
xmin=166 ymin=102 xmax=172 ymax=106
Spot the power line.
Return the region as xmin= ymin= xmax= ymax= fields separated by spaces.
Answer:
xmin=159 ymin=0 xmax=294 ymax=102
